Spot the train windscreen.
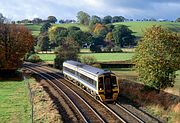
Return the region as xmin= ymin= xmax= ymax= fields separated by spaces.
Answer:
xmin=111 ymin=76 xmax=117 ymax=89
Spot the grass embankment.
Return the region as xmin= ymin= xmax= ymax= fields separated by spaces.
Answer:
xmin=114 ymin=21 xmax=180 ymax=37
xmin=0 ymin=80 xmax=31 ymax=122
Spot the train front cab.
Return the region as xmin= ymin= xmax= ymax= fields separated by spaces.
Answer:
xmin=98 ymin=74 xmax=119 ymax=102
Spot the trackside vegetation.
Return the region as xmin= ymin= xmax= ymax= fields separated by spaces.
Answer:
xmin=133 ymin=26 xmax=180 ymax=90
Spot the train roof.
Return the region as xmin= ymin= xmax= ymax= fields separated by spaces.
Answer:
xmin=64 ymin=60 xmax=112 ymax=76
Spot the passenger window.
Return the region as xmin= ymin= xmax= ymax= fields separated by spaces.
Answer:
xmin=98 ymin=77 xmax=104 ymax=90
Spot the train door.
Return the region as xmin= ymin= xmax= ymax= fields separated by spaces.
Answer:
xmin=104 ymin=75 xmax=112 ymax=99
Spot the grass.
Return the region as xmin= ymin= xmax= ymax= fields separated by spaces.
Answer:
xmin=38 ymin=53 xmax=56 ymax=61
xmin=114 ymin=21 xmax=180 ymax=37
xmin=79 ymin=52 xmax=134 ymax=62
xmin=24 ymin=24 xmax=42 ymax=36
xmin=0 ymin=80 xmax=31 ymax=123
xmin=37 ymin=52 xmax=134 ymax=62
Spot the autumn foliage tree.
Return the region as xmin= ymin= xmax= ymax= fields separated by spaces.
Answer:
xmin=133 ymin=26 xmax=180 ymax=90
xmin=0 ymin=24 xmax=34 ymax=74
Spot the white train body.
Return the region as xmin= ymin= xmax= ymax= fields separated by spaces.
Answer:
xmin=63 ymin=60 xmax=119 ymax=102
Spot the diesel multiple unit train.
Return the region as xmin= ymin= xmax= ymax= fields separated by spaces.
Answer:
xmin=63 ymin=60 xmax=119 ymax=102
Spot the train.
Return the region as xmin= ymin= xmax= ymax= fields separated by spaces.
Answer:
xmin=63 ymin=60 xmax=119 ymax=102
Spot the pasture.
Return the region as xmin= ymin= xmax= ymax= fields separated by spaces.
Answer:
xmin=0 ymin=80 xmax=31 ymax=122
xmin=38 ymin=52 xmax=134 ymax=62
xmin=24 ymin=24 xmax=42 ymax=36
xmin=113 ymin=21 xmax=180 ymax=37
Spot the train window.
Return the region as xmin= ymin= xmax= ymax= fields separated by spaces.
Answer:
xmin=111 ymin=76 xmax=117 ymax=88
xmin=98 ymin=77 xmax=104 ymax=90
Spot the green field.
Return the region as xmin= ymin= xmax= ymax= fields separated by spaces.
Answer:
xmin=114 ymin=21 xmax=180 ymax=37
xmin=38 ymin=52 xmax=134 ymax=62
xmin=80 ymin=52 xmax=134 ymax=62
xmin=24 ymin=24 xmax=42 ymax=36
xmin=38 ymin=53 xmax=56 ymax=61
xmin=0 ymin=80 xmax=31 ymax=122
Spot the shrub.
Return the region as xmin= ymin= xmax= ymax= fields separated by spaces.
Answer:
xmin=80 ymin=56 xmax=97 ymax=65
xmin=27 ymin=54 xmax=42 ymax=63
xmin=112 ymin=46 xmax=123 ymax=52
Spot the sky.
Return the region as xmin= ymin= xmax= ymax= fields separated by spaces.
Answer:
xmin=0 ymin=0 xmax=180 ymax=21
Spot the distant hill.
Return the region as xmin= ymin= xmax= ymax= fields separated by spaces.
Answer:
xmin=113 ymin=21 xmax=180 ymax=37
xmin=24 ymin=22 xmax=180 ymax=37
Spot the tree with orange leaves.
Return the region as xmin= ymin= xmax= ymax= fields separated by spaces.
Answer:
xmin=0 ymin=24 xmax=34 ymax=73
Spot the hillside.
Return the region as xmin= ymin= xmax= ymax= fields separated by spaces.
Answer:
xmin=25 ymin=22 xmax=180 ymax=37
xmin=113 ymin=21 xmax=180 ymax=37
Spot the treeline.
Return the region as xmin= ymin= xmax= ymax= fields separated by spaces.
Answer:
xmin=34 ymin=11 xmax=136 ymax=54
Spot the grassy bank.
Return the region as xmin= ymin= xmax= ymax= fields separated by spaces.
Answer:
xmin=0 ymin=80 xmax=31 ymax=122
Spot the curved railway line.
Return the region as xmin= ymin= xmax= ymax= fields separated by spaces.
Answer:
xmin=24 ymin=62 xmax=159 ymax=123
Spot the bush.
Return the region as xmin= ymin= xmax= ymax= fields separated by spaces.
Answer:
xmin=80 ymin=56 xmax=97 ymax=65
xmin=27 ymin=54 xmax=42 ymax=63
xmin=101 ymin=46 xmax=112 ymax=52
xmin=112 ymin=46 xmax=123 ymax=52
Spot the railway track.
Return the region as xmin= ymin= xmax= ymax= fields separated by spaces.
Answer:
xmin=25 ymin=66 xmax=106 ymax=122
xmin=24 ymin=62 xmax=159 ymax=123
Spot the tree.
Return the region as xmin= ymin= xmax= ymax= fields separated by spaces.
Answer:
xmin=54 ymin=37 xmax=79 ymax=69
xmin=40 ymin=22 xmax=51 ymax=33
xmin=102 ymin=16 xmax=112 ymax=24
xmin=48 ymin=16 xmax=57 ymax=23
xmin=112 ymin=25 xmax=135 ymax=47
xmin=175 ymin=18 xmax=180 ymax=22
xmin=37 ymin=33 xmax=49 ymax=52
xmin=105 ymin=32 xmax=113 ymax=42
xmin=0 ymin=13 xmax=7 ymax=23
xmin=77 ymin=11 xmax=90 ymax=25
xmin=89 ymin=15 xmax=101 ymax=29
xmin=48 ymin=26 xmax=68 ymax=46
xmin=133 ymin=26 xmax=180 ymax=90
xmin=0 ymin=24 xmax=34 ymax=73
xmin=112 ymin=16 xmax=125 ymax=23
xmin=32 ymin=18 xmax=42 ymax=24
xmin=93 ymin=23 xmax=108 ymax=39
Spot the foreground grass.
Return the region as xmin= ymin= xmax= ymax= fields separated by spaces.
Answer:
xmin=0 ymin=80 xmax=31 ymax=123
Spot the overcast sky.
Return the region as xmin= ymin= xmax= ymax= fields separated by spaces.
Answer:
xmin=0 ymin=0 xmax=180 ymax=21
